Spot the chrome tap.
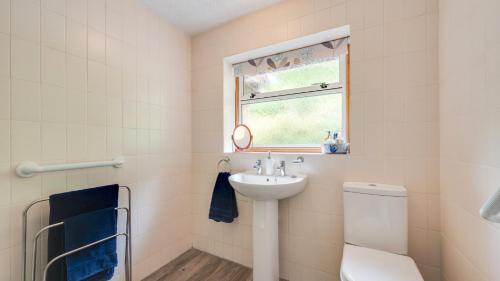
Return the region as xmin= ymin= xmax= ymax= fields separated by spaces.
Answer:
xmin=253 ymin=160 xmax=263 ymax=175
xmin=277 ymin=161 xmax=286 ymax=176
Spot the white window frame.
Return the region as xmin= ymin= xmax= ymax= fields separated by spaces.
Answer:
xmin=238 ymin=55 xmax=348 ymax=148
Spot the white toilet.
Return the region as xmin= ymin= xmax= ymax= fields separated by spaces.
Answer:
xmin=340 ymin=182 xmax=424 ymax=281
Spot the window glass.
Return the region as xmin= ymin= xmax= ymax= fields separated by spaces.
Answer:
xmin=241 ymin=93 xmax=342 ymax=146
xmin=243 ymin=59 xmax=340 ymax=95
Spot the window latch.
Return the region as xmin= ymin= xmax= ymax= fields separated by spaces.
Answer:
xmin=250 ymin=92 xmax=259 ymax=99
xmin=312 ymin=82 xmax=329 ymax=89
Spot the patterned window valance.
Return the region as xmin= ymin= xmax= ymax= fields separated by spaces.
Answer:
xmin=233 ymin=37 xmax=349 ymax=77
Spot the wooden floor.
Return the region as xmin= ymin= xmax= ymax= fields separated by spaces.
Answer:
xmin=143 ymin=248 xmax=286 ymax=281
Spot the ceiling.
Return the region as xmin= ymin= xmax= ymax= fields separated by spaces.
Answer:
xmin=141 ymin=0 xmax=284 ymax=35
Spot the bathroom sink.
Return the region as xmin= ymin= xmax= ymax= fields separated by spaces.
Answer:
xmin=229 ymin=172 xmax=307 ymax=201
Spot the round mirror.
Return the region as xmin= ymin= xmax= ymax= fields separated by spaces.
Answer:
xmin=232 ymin=124 xmax=253 ymax=151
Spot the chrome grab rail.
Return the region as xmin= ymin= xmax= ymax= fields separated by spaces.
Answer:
xmin=16 ymin=157 xmax=125 ymax=178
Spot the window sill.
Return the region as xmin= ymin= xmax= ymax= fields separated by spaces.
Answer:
xmin=239 ymin=147 xmax=322 ymax=153
xmin=231 ymin=148 xmax=348 ymax=154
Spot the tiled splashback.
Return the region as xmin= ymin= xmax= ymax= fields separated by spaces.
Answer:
xmin=0 ymin=0 xmax=192 ymax=280
xmin=191 ymin=0 xmax=440 ymax=280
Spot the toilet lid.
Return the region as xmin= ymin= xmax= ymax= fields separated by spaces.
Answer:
xmin=341 ymin=244 xmax=423 ymax=281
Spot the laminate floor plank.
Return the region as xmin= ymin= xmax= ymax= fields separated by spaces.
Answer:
xmin=142 ymin=248 xmax=287 ymax=281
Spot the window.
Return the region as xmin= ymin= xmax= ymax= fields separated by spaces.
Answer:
xmin=233 ymin=37 xmax=349 ymax=153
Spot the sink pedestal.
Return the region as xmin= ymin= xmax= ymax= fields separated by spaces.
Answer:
xmin=253 ymin=200 xmax=279 ymax=281
xmin=229 ymin=173 xmax=308 ymax=281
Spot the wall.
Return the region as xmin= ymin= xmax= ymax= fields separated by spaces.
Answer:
xmin=439 ymin=0 xmax=500 ymax=280
xmin=0 ymin=0 xmax=192 ymax=280
xmin=191 ymin=0 xmax=440 ymax=280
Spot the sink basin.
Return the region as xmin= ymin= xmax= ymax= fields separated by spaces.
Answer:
xmin=229 ymin=173 xmax=307 ymax=201
xmin=228 ymin=172 xmax=307 ymax=281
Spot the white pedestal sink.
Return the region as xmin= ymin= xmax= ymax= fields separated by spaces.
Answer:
xmin=229 ymin=172 xmax=307 ymax=281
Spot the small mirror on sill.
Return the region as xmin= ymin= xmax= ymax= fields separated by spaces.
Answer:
xmin=232 ymin=124 xmax=253 ymax=151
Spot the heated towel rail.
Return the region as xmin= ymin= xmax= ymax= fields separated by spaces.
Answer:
xmin=22 ymin=185 xmax=132 ymax=281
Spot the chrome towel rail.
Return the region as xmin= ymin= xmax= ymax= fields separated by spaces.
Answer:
xmin=22 ymin=186 xmax=132 ymax=281
xmin=16 ymin=157 xmax=125 ymax=178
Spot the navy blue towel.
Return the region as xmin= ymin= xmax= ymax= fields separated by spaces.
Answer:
xmin=48 ymin=184 xmax=119 ymax=281
xmin=64 ymin=207 xmax=118 ymax=281
xmin=209 ymin=172 xmax=238 ymax=223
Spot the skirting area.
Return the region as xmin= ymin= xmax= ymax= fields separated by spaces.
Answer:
xmin=143 ymin=248 xmax=287 ymax=281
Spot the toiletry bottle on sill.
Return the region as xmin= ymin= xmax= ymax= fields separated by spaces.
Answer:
xmin=330 ymin=132 xmax=339 ymax=153
xmin=265 ymin=151 xmax=274 ymax=175
xmin=335 ymin=132 xmax=345 ymax=153
xmin=323 ymin=131 xmax=335 ymax=154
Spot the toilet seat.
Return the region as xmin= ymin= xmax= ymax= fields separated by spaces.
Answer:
xmin=340 ymin=244 xmax=423 ymax=281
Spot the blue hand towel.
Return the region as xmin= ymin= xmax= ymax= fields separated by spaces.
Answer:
xmin=64 ymin=207 xmax=118 ymax=281
xmin=48 ymin=184 xmax=119 ymax=281
xmin=209 ymin=172 xmax=238 ymax=223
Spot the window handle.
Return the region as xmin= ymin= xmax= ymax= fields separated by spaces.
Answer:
xmin=311 ymin=82 xmax=329 ymax=89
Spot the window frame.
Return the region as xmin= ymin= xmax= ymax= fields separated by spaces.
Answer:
xmin=234 ymin=46 xmax=350 ymax=153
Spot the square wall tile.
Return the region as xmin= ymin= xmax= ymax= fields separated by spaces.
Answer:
xmin=123 ymin=128 xmax=137 ymax=156
xmin=87 ymin=126 xmax=106 ymax=161
xmin=66 ymin=20 xmax=87 ymax=58
xmin=364 ymin=0 xmax=383 ymax=27
xmin=87 ymin=93 xmax=106 ymax=125
xmin=11 ymin=0 xmax=40 ymax=41
xmin=363 ymin=26 xmax=383 ymax=59
xmin=41 ymin=123 xmax=67 ymax=161
xmin=11 ymin=78 xmax=41 ymax=122
xmin=0 ymin=76 xmax=10 ymax=120
xmin=0 ymin=0 xmax=9 ymax=34
xmin=66 ymin=0 xmax=87 ymax=24
xmin=41 ymin=0 xmax=65 ymax=16
xmin=0 ymin=33 xmax=9 ymax=77
xmin=41 ymin=47 xmax=66 ymax=87
xmin=123 ymin=101 xmax=137 ymax=129
xmin=107 ymin=97 xmax=123 ymax=127
xmin=11 ymin=121 xmax=41 ymax=162
xmin=384 ymin=0 xmax=404 ymax=23
xmin=106 ymin=66 xmax=122 ymax=98
xmin=0 ymin=120 xmax=9 ymax=163
xmin=11 ymin=38 xmax=40 ymax=82
xmin=106 ymin=9 xmax=123 ymax=40
xmin=11 ymin=173 xmax=41 ymax=204
xmin=66 ymin=55 xmax=87 ymax=94
xmin=107 ymin=127 xmax=123 ymax=157
xmin=67 ymin=93 xmax=86 ymax=124
xmin=404 ymin=0 xmax=427 ymax=18
xmin=41 ymin=8 xmax=65 ymax=51
xmin=41 ymin=83 xmax=66 ymax=123
xmin=67 ymin=124 xmax=86 ymax=161
xmin=88 ymin=28 xmax=106 ymax=63
xmin=106 ymin=37 xmax=122 ymax=68
xmin=87 ymin=61 xmax=106 ymax=95
xmin=0 ymin=163 xmax=10 ymax=207
xmin=87 ymin=0 xmax=106 ymax=32
xmin=0 ymin=245 xmax=11 ymax=280
xmin=41 ymin=171 xmax=67 ymax=196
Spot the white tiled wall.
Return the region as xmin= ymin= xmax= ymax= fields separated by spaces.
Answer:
xmin=0 ymin=0 xmax=192 ymax=280
xmin=440 ymin=0 xmax=500 ymax=280
xmin=191 ymin=0 xmax=440 ymax=280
